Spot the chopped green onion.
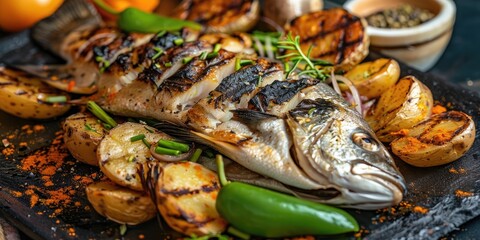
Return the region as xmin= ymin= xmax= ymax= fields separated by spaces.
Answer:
xmin=155 ymin=146 xmax=181 ymax=156
xmin=102 ymin=123 xmax=113 ymax=130
xmin=174 ymin=38 xmax=184 ymax=46
xmin=183 ymin=57 xmax=193 ymax=64
xmin=127 ymin=155 xmax=136 ymax=162
xmin=199 ymin=51 xmax=209 ymax=60
xmin=213 ymin=43 xmax=222 ymax=53
xmin=119 ymin=224 xmax=127 ymax=236
xmin=308 ymin=108 xmax=316 ymax=116
xmin=152 ymin=47 xmax=164 ymax=60
xmin=142 ymin=138 xmax=151 ymax=148
xmin=189 ymin=148 xmax=202 ymax=162
xmin=235 ymin=58 xmax=241 ymax=71
xmin=158 ymin=139 xmax=190 ymax=152
xmin=156 ymin=30 xmax=167 ymax=37
xmin=84 ymin=123 xmax=97 ymax=133
xmin=44 ymin=95 xmax=67 ymax=103
xmin=164 ymin=62 xmax=172 ymax=67
xmin=87 ymin=101 xmax=118 ymax=128
xmin=206 ymin=52 xmax=218 ymax=59
xmin=257 ymin=75 xmax=263 ymax=86
xmin=227 ymin=226 xmax=250 ymax=240
xmin=130 ymin=134 xmax=145 ymax=142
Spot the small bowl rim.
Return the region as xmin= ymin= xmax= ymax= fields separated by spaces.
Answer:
xmin=344 ymin=0 xmax=456 ymax=46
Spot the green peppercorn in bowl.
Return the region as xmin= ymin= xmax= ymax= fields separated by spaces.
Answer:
xmin=344 ymin=0 xmax=456 ymax=71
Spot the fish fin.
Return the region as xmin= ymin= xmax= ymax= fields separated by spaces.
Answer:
xmin=151 ymin=120 xmax=211 ymax=145
xmin=231 ymin=109 xmax=278 ymax=129
xmin=32 ymin=0 xmax=102 ymax=57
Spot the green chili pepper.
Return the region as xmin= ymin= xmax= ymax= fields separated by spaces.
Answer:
xmin=215 ymin=155 xmax=359 ymax=238
xmin=93 ymin=0 xmax=202 ymax=33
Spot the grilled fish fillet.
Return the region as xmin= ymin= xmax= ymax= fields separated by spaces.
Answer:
xmin=30 ymin=0 xmax=405 ymax=209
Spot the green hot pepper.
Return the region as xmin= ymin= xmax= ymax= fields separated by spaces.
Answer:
xmin=215 ymin=155 xmax=359 ymax=238
xmin=93 ymin=0 xmax=202 ymax=33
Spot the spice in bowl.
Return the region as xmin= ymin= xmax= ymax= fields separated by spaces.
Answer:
xmin=366 ymin=4 xmax=435 ymax=29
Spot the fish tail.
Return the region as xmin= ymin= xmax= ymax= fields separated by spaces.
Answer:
xmin=32 ymin=0 xmax=102 ymax=57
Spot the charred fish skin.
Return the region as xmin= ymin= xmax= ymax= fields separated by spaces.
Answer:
xmin=186 ymin=58 xmax=283 ymax=132
xmin=285 ymin=8 xmax=370 ymax=70
xmin=286 ymin=83 xmax=406 ymax=209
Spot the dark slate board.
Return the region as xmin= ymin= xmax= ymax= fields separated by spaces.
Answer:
xmin=0 ymin=14 xmax=479 ymax=240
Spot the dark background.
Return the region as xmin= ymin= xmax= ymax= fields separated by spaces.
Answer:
xmin=1 ymin=0 xmax=479 ymax=239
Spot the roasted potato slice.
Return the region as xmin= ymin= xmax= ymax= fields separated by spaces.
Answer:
xmin=86 ymin=181 xmax=156 ymax=225
xmin=173 ymin=0 xmax=260 ymax=33
xmin=98 ymin=122 xmax=172 ymax=191
xmin=0 ymin=67 xmax=70 ymax=119
xmin=342 ymin=58 xmax=400 ymax=100
xmin=155 ymin=162 xmax=227 ymax=236
xmin=366 ymin=76 xmax=433 ymax=142
xmin=285 ymin=8 xmax=369 ymax=70
xmin=63 ymin=112 xmax=107 ymax=166
xmin=391 ymin=111 xmax=476 ymax=167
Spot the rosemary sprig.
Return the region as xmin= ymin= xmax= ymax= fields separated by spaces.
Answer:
xmin=277 ymin=33 xmax=330 ymax=80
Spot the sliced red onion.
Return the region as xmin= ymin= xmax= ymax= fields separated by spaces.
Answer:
xmin=150 ymin=143 xmax=195 ymax=162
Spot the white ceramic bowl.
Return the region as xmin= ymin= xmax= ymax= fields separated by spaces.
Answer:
xmin=344 ymin=0 xmax=456 ymax=71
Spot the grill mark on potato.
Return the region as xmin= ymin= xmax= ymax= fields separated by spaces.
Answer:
xmin=167 ymin=208 xmax=217 ymax=226
xmin=185 ymin=0 xmax=251 ymax=25
xmin=417 ymin=111 xmax=471 ymax=145
xmin=161 ymin=182 xmax=220 ymax=197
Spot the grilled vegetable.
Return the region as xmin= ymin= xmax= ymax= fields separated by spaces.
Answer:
xmin=86 ymin=180 xmax=156 ymax=225
xmin=285 ymin=8 xmax=369 ymax=70
xmin=366 ymin=76 xmax=433 ymax=142
xmin=98 ymin=122 xmax=171 ymax=190
xmin=153 ymin=161 xmax=227 ymax=236
xmin=215 ymin=155 xmax=359 ymax=238
xmin=342 ymin=58 xmax=401 ymax=100
xmin=391 ymin=111 xmax=476 ymax=167
xmin=0 ymin=67 xmax=70 ymax=119
xmin=63 ymin=112 xmax=108 ymax=166
xmin=173 ymin=0 xmax=260 ymax=33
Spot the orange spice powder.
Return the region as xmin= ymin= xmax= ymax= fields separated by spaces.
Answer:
xmin=432 ymin=105 xmax=447 ymax=115
xmin=455 ymin=189 xmax=474 ymax=198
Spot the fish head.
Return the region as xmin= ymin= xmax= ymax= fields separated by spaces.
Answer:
xmin=287 ymin=98 xmax=406 ymax=209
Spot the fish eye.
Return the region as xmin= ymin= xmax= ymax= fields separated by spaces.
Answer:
xmin=352 ymin=133 xmax=379 ymax=151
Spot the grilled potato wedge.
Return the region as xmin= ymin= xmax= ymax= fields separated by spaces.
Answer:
xmin=155 ymin=162 xmax=227 ymax=236
xmin=63 ymin=112 xmax=107 ymax=166
xmin=98 ymin=122 xmax=172 ymax=191
xmin=285 ymin=8 xmax=369 ymax=70
xmin=366 ymin=76 xmax=433 ymax=142
xmin=342 ymin=58 xmax=401 ymax=100
xmin=174 ymin=0 xmax=260 ymax=33
xmin=0 ymin=67 xmax=70 ymax=119
xmin=86 ymin=181 xmax=156 ymax=225
xmin=391 ymin=111 xmax=476 ymax=167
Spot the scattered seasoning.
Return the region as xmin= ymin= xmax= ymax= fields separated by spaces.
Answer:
xmin=455 ymin=189 xmax=474 ymax=198
xmin=448 ymin=167 xmax=466 ymax=174
xmin=390 ymin=128 xmax=409 ymax=137
xmin=366 ymin=4 xmax=435 ymax=29
xmin=372 ymin=201 xmax=430 ymax=225
xmin=432 ymin=104 xmax=447 ymax=115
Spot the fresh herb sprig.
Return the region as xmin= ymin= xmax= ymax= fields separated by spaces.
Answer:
xmin=276 ymin=33 xmax=331 ymax=80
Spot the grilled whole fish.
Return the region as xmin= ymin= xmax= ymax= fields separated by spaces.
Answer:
xmin=30 ymin=0 xmax=406 ymax=209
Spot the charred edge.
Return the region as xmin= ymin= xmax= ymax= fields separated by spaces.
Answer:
xmin=161 ymin=182 xmax=220 ymax=198
xmin=159 ymin=58 xmax=207 ymax=92
xmin=249 ymin=78 xmax=312 ymax=111
xmin=138 ymin=64 xmax=164 ymax=84
xmin=167 ymin=208 xmax=216 ymax=227
xmin=213 ymin=68 xmax=260 ymax=107
xmin=191 ymin=0 xmax=251 ymax=24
